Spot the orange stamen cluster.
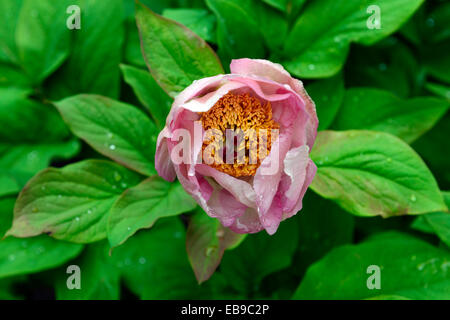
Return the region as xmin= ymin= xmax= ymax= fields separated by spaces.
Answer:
xmin=200 ymin=93 xmax=279 ymax=177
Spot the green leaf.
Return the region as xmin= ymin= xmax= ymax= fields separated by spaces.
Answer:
xmin=345 ymin=38 xmax=422 ymax=98
xmin=8 ymin=160 xmax=142 ymax=243
xmin=412 ymin=113 xmax=450 ymax=188
xmin=15 ymin=0 xmax=72 ymax=83
xmin=0 ymin=235 xmax=83 ymax=279
xmin=413 ymin=192 xmax=450 ymax=247
xmin=331 ymin=88 xmax=449 ymax=143
xmin=0 ymin=88 xmax=79 ymax=196
xmin=0 ymin=141 xmax=80 ymax=197
xmin=310 ymin=130 xmax=446 ymax=217
xmin=0 ymin=0 xmax=23 ymax=64
xmin=186 ymin=208 xmax=245 ymax=283
xmin=120 ymin=64 xmax=172 ymax=129
xmin=136 ymin=1 xmax=223 ymax=97
xmin=162 ymin=8 xmax=217 ymax=43
xmin=305 ymin=73 xmax=344 ymax=130
xmin=207 ymin=0 xmax=287 ymax=61
xmin=292 ymin=191 xmax=354 ymax=277
xmin=293 ymin=231 xmax=450 ymax=299
xmin=55 ymin=94 xmax=158 ymax=176
xmin=425 ymin=82 xmax=450 ymax=102
xmin=283 ymin=0 xmax=424 ymax=78
xmin=0 ymin=196 xmax=15 ymax=238
xmin=0 ymin=276 xmax=25 ymax=300
xmin=107 ymin=176 xmax=197 ymax=248
xmin=111 ymin=218 xmax=208 ymax=299
xmin=47 ymin=0 xmax=124 ymax=99
xmin=220 ymin=219 xmax=299 ymax=293
xmin=261 ymin=0 xmax=306 ymax=16
xmin=423 ymin=40 xmax=450 ymax=85
xmin=55 ymin=241 xmax=120 ymax=300
xmin=207 ymin=0 xmax=265 ymax=62
xmin=123 ymin=18 xmax=147 ymax=68
xmin=0 ymin=63 xmax=31 ymax=88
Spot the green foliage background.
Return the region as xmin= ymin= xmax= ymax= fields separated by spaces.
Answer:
xmin=0 ymin=0 xmax=449 ymax=300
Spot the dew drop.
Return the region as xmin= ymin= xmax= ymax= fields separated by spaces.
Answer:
xmin=75 ymin=217 xmax=80 ymax=222
xmin=107 ymin=132 xmax=114 ymax=139
xmin=174 ymin=231 xmax=182 ymax=239
xmin=120 ymin=182 xmax=128 ymax=189
xmin=410 ymin=194 xmax=417 ymax=202
xmin=205 ymin=246 xmax=216 ymax=257
xmin=426 ymin=18 xmax=435 ymax=27
xmin=127 ymin=227 xmax=131 ymax=231
xmin=308 ymin=64 xmax=315 ymax=70
xmin=139 ymin=257 xmax=147 ymax=265
xmin=8 ymin=254 xmax=15 ymax=261
xmin=87 ymin=209 xmax=92 ymax=215
xmin=113 ymin=172 xmax=122 ymax=182
xmin=216 ymin=229 xmax=225 ymax=238
xmin=386 ymin=157 xmax=392 ymax=163
xmin=109 ymin=144 xmax=116 ymax=150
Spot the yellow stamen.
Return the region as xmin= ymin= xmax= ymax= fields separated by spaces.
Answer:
xmin=200 ymin=93 xmax=279 ymax=177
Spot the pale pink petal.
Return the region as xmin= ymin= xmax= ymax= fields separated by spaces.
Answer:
xmin=182 ymin=81 xmax=247 ymax=113
xmin=281 ymin=145 xmax=310 ymax=213
xmin=230 ymin=58 xmax=318 ymax=148
xmin=283 ymin=160 xmax=317 ymax=219
xmin=196 ymin=164 xmax=256 ymax=208
xmin=155 ymin=127 xmax=176 ymax=181
xmin=207 ymin=187 xmax=247 ymax=227
xmin=253 ymin=127 xmax=293 ymax=232
xmin=228 ymin=208 xmax=264 ymax=234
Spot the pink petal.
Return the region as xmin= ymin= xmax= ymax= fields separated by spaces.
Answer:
xmin=155 ymin=127 xmax=176 ymax=181
xmin=228 ymin=208 xmax=264 ymax=234
xmin=253 ymin=127 xmax=293 ymax=232
xmin=207 ymin=187 xmax=247 ymax=227
xmin=196 ymin=164 xmax=256 ymax=208
xmin=230 ymin=58 xmax=318 ymax=149
xmin=283 ymin=159 xmax=317 ymax=218
xmin=281 ymin=145 xmax=311 ymax=213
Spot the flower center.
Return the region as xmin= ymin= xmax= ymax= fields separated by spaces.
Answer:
xmin=200 ymin=93 xmax=279 ymax=177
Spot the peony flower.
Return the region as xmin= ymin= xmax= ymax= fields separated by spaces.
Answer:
xmin=155 ymin=59 xmax=318 ymax=235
